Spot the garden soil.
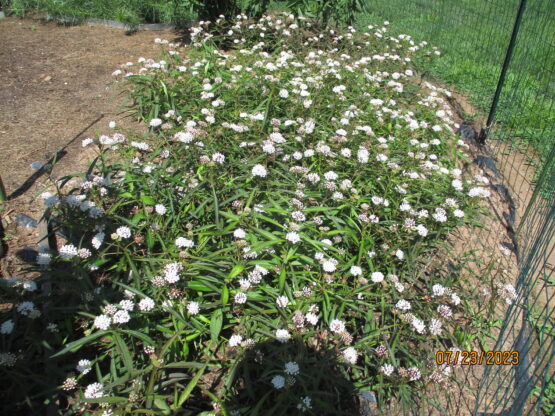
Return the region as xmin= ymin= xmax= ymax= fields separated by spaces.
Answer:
xmin=0 ymin=15 xmax=179 ymax=278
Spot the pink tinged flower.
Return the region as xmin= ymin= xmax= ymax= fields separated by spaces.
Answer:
xmin=408 ymin=367 xmax=421 ymax=381
xmin=329 ymin=319 xmax=345 ymax=333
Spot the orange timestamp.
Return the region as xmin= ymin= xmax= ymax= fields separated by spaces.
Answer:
xmin=436 ymin=350 xmax=519 ymax=366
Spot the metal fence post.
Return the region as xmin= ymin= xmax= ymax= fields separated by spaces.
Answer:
xmin=478 ymin=0 xmax=528 ymax=144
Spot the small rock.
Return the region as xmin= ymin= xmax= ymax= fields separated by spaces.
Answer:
xmin=15 ymin=215 xmax=38 ymax=229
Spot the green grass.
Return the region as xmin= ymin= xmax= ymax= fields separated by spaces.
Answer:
xmin=355 ymin=0 xmax=555 ymax=163
xmin=1 ymin=0 xmax=195 ymax=27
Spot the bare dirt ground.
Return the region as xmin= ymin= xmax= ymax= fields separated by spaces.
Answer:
xmin=0 ymin=15 xmax=179 ymax=278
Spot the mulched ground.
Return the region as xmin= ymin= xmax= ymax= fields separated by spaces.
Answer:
xmin=0 ymin=15 xmax=180 ymax=277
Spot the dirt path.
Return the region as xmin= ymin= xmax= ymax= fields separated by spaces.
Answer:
xmin=0 ymin=16 xmax=177 ymax=277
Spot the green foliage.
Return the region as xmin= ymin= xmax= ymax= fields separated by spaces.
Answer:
xmin=0 ymin=12 xmax=510 ymax=415
xmin=285 ymin=0 xmax=369 ymax=27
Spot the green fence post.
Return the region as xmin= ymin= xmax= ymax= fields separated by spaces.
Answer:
xmin=478 ymin=0 xmax=528 ymax=144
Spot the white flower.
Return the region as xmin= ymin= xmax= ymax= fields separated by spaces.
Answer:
xmin=59 ymin=244 xmax=78 ymax=259
xmin=233 ymin=228 xmax=246 ymax=239
xmin=453 ymin=209 xmax=465 ymax=218
xmin=155 ymin=204 xmax=167 ymax=215
xmin=94 ymin=314 xmax=111 ymax=330
xmin=252 ymin=164 xmax=267 ymax=177
xmin=305 ymin=312 xmax=319 ymax=325
xmin=187 ymin=301 xmax=200 ymax=315
xmin=138 ymin=298 xmax=155 ymax=312
xmin=343 ymin=347 xmax=358 ymax=364
xmin=432 ymin=284 xmax=446 ymax=297
xmin=276 ymin=296 xmax=289 ymax=308
xmin=112 ymin=310 xmax=131 ymax=324
xmin=380 ymin=364 xmax=395 ymax=376
xmin=235 ymin=292 xmax=247 ymax=304
xmin=371 ymin=272 xmax=384 ymax=283
xmin=23 ymin=280 xmax=37 ymax=292
xmin=279 ymin=89 xmax=289 ymax=98
xmin=109 ymin=121 xmax=116 ymax=129
xmin=284 ymin=361 xmax=300 ymax=375
xmin=149 ymin=118 xmax=163 ymax=127
xmin=84 ymin=383 xmax=105 ymax=400
xmin=275 ymin=329 xmax=291 ymax=343
xmin=286 ymin=232 xmax=301 ymax=244
xmin=37 ymin=252 xmax=52 ymax=265
xmin=1 ymin=320 xmax=15 ymax=335
xmin=329 ymin=319 xmax=345 ymax=333
xmin=229 ymin=334 xmax=243 ymax=347
xmin=92 ymin=232 xmax=105 ymax=249
xmin=175 ymin=237 xmax=194 ymax=248
xmin=212 ymin=152 xmax=225 ymax=164
xmin=119 ymin=299 xmax=134 ymax=311
xmin=395 ymin=250 xmax=404 ymax=260
xmin=395 ymin=299 xmax=411 ymax=311
xmin=76 ymin=359 xmax=92 ymax=374
xmin=272 ymin=375 xmax=285 ymax=389
xmin=429 ymin=318 xmax=442 ymax=336
xmin=350 ymin=266 xmax=362 ymax=276
xmin=116 ymin=226 xmax=131 ymax=239
xmin=322 ymin=260 xmax=336 ymax=273
xmin=17 ymin=301 xmax=35 ymax=316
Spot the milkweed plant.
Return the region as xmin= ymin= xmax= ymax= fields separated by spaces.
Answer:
xmin=0 ymin=12 xmax=520 ymax=416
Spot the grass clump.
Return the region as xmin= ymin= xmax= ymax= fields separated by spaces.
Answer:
xmin=0 ymin=13 xmax=517 ymax=415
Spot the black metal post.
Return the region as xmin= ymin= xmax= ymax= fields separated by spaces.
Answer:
xmin=479 ymin=0 xmax=528 ymax=144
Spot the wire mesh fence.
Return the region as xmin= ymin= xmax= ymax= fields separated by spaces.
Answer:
xmin=360 ymin=0 xmax=554 ymax=414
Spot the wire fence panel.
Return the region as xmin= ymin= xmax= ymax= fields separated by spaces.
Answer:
xmin=360 ymin=0 xmax=554 ymax=414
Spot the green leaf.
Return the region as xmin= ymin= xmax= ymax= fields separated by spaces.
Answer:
xmin=210 ymin=309 xmax=223 ymax=344
xmin=174 ymin=364 xmax=208 ymax=409
xmin=51 ymin=330 xmax=108 ymax=358
xmin=113 ymin=332 xmax=135 ymax=375
xmin=141 ymin=195 xmax=156 ymax=205
xmin=228 ymin=264 xmax=245 ymax=279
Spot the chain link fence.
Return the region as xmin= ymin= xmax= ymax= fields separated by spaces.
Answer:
xmin=359 ymin=0 xmax=554 ymax=414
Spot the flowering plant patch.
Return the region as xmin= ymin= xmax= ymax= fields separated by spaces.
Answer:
xmin=0 ymin=13 xmax=514 ymax=415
